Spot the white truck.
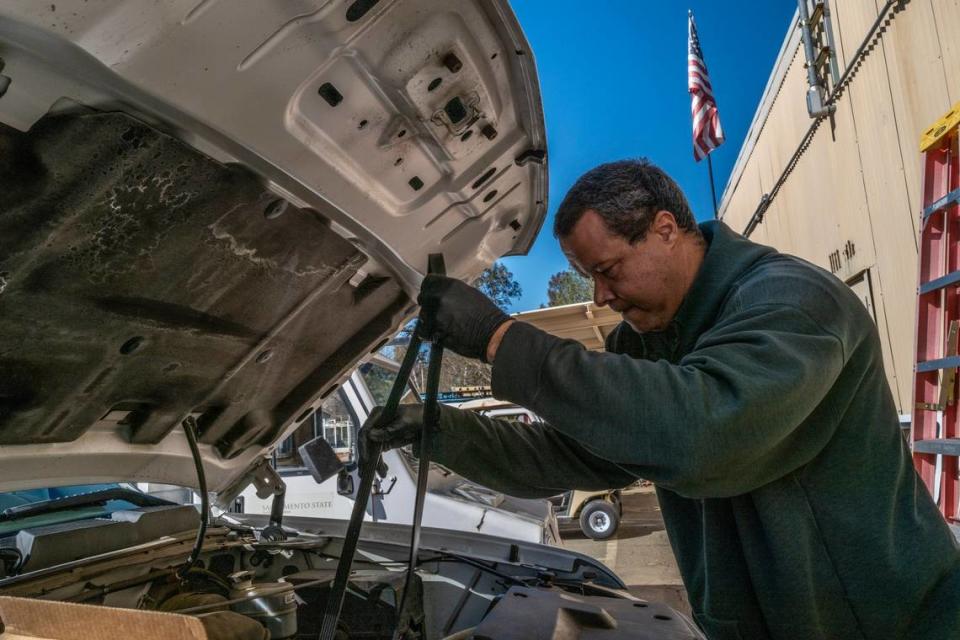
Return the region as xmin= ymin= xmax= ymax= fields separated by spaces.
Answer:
xmin=239 ymin=355 xmax=560 ymax=545
xmin=451 ymin=397 xmax=627 ymax=540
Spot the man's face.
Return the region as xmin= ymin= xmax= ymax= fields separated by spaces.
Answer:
xmin=559 ymin=209 xmax=686 ymax=333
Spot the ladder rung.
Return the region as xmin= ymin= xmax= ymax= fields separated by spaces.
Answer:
xmin=917 ymin=356 xmax=960 ymax=373
xmin=810 ymin=1 xmax=825 ymax=25
xmin=815 ymin=46 xmax=832 ymax=71
xmin=923 ymin=187 xmax=960 ymax=219
xmin=914 ymin=438 xmax=960 ymax=456
xmin=920 ymin=270 xmax=960 ymax=294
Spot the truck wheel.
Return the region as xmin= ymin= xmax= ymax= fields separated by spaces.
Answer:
xmin=579 ymin=501 xmax=619 ymax=540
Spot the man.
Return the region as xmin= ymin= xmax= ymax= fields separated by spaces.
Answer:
xmin=366 ymin=159 xmax=960 ymax=639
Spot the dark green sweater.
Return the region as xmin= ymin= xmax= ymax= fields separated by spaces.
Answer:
xmin=431 ymin=221 xmax=960 ymax=639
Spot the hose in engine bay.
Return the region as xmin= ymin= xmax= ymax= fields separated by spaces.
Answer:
xmin=177 ymin=416 xmax=208 ymax=580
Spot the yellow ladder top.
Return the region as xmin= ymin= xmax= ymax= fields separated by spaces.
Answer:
xmin=921 ymin=101 xmax=960 ymax=152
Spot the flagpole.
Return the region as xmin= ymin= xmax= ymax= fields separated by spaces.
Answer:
xmin=707 ymin=153 xmax=719 ymax=219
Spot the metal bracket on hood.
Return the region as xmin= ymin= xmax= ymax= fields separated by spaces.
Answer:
xmin=253 ymin=462 xmax=288 ymax=541
xmin=216 ymin=457 xmax=287 ymax=540
xmin=431 ymin=91 xmax=482 ymax=135
xmin=250 ymin=459 xmax=285 ymax=501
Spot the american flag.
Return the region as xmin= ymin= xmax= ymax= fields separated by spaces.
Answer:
xmin=688 ymin=11 xmax=725 ymax=162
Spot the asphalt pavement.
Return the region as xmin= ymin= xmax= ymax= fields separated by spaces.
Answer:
xmin=559 ymin=485 xmax=691 ymax=614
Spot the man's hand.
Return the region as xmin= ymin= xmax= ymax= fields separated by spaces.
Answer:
xmin=358 ymin=405 xmax=429 ymax=478
xmin=418 ymin=275 xmax=511 ymax=361
xmin=355 ymin=412 xmax=390 ymax=479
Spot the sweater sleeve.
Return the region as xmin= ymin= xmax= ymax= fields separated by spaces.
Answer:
xmin=430 ymin=406 xmax=639 ymax=499
xmin=490 ymin=303 xmax=847 ymax=498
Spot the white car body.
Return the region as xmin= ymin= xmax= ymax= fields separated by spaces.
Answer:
xmin=0 ymin=1 xmax=703 ymax=636
xmin=239 ymin=366 xmax=559 ymax=544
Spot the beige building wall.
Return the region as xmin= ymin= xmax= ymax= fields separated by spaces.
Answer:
xmin=719 ymin=0 xmax=960 ymax=414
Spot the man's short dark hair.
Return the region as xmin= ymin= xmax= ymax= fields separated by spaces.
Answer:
xmin=553 ymin=159 xmax=700 ymax=241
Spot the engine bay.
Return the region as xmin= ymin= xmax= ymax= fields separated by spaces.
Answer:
xmin=0 ymin=516 xmax=703 ymax=639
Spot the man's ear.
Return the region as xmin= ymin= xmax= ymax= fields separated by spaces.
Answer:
xmin=651 ymin=210 xmax=680 ymax=244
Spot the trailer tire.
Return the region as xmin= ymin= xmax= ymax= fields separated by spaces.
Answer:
xmin=579 ymin=500 xmax=619 ymax=540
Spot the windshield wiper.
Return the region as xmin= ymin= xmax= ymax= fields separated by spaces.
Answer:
xmin=0 ymin=488 xmax=175 ymax=522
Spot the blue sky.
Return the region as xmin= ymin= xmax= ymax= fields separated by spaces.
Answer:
xmin=502 ymin=1 xmax=797 ymax=312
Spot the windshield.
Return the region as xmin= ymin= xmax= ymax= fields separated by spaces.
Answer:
xmin=358 ymin=359 xmax=421 ymax=407
xmin=0 ymin=483 xmax=156 ymax=537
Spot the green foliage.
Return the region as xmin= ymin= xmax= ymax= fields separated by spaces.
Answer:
xmin=439 ymin=351 xmax=492 ymax=390
xmin=546 ymin=269 xmax=593 ymax=307
xmin=474 ymin=262 xmax=522 ymax=311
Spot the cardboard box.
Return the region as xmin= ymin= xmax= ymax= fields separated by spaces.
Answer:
xmin=0 ymin=596 xmax=208 ymax=639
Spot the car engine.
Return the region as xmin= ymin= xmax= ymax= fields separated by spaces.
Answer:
xmin=0 ymin=519 xmax=704 ymax=639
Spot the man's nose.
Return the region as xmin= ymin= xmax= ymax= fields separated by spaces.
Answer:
xmin=593 ymin=278 xmax=615 ymax=307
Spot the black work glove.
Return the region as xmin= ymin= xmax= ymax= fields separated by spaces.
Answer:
xmin=359 ymin=405 xmax=426 ymax=458
xmin=359 ymin=403 xmax=457 ymax=461
xmin=418 ymin=275 xmax=511 ymax=361
xmin=356 ymin=407 xmax=397 ymax=479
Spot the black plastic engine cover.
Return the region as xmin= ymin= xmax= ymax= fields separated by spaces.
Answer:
xmin=472 ymin=586 xmax=705 ymax=640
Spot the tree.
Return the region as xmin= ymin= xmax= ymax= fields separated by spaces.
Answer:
xmin=439 ymin=351 xmax=492 ymax=390
xmin=545 ymin=269 xmax=592 ymax=307
xmin=474 ymin=262 xmax=522 ymax=311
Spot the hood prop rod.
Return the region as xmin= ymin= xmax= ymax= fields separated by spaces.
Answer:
xmin=319 ymin=254 xmax=445 ymax=640
xmin=394 ymin=254 xmax=445 ymax=639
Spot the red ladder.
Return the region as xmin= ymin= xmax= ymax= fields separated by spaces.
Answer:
xmin=912 ymin=103 xmax=960 ymax=523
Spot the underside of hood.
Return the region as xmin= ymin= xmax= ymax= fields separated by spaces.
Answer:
xmin=0 ymin=0 xmax=547 ymax=493
xmin=1 ymin=109 xmax=408 ymax=483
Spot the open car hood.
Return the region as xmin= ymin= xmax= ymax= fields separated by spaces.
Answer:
xmin=0 ymin=0 xmax=546 ymax=494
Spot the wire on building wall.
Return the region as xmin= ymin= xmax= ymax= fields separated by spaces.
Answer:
xmin=742 ymin=0 xmax=910 ymax=238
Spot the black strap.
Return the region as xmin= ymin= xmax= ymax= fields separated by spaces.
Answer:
xmin=394 ymin=254 xmax=445 ymax=638
xmin=318 ymin=254 xmax=444 ymax=640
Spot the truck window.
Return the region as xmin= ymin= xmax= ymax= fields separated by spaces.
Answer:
xmin=274 ymin=390 xmax=357 ymax=470
xmin=359 ymin=361 xmax=420 ymax=406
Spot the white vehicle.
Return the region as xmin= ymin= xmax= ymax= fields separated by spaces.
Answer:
xmin=239 ymin=358 xmax=560 ymax=545
xmin=0 ymin=1 xmax=702 ymax=638
xmin=451 ymin=397 xmax=626 ymax=540
xmin=449 ymin=396 xmax=542 ymax=424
